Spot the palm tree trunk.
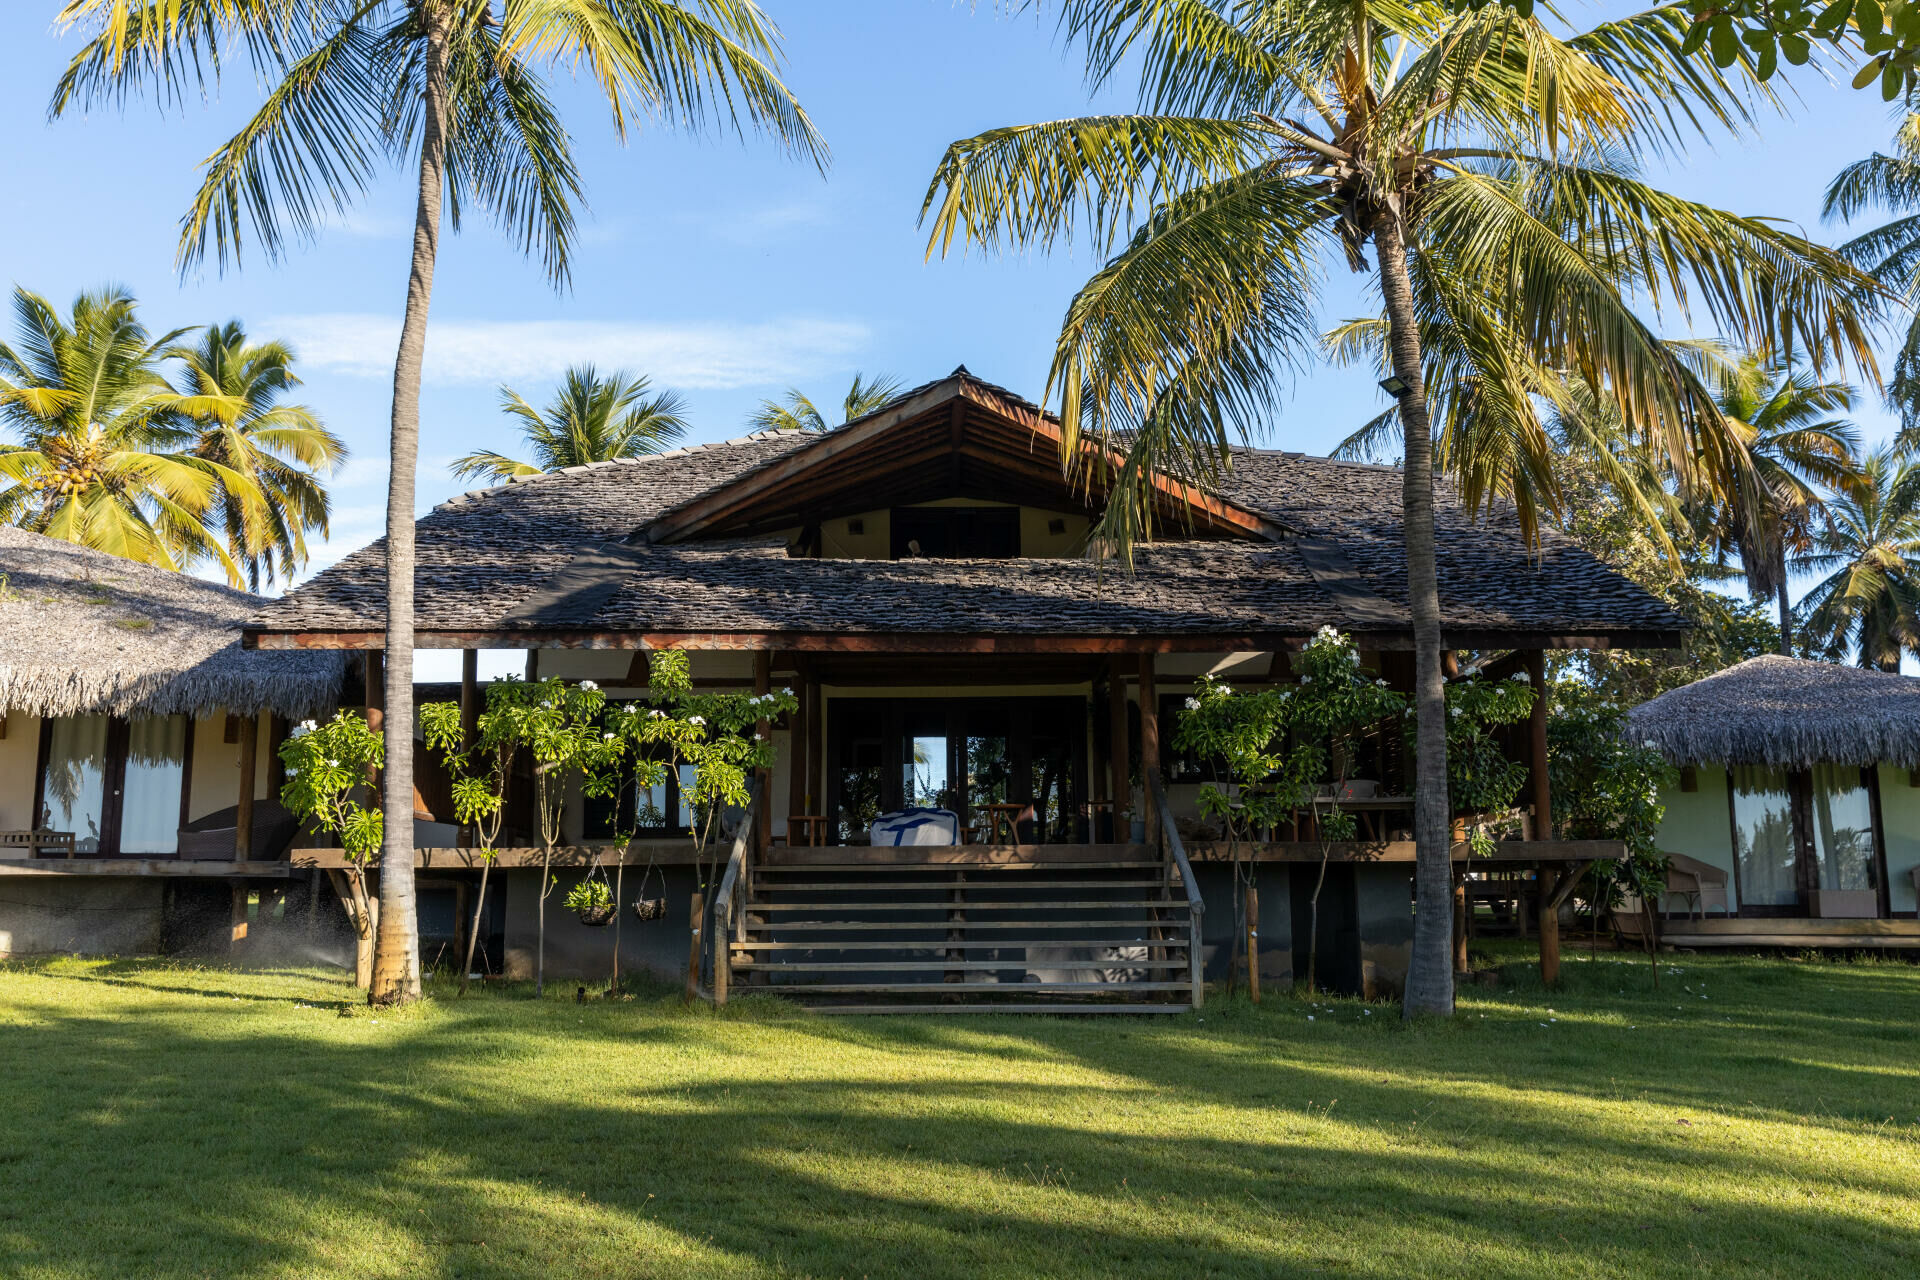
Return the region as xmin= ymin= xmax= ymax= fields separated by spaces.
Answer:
xmin=1374 ymin=209 xmax=1454 ymax=1020
xmin=1775 ymin=550 xmax=1793 ymax=657
xmin=370 ymin=8 xmax=450 ymax=1006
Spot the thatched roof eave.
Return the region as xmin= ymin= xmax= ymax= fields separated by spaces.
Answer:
xmin=0 ymin=527 xmax=347 ymax=721
xmin=1626 ymin=655 xmax=1920 ymax=769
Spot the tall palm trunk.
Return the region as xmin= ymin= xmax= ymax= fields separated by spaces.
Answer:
xmin=1775 ymin=549 xmax=1794 ymax=657
xmin=1375 ymin=209 xmax=1454 ymax=1019
xmin=370 ymin=9 xmax=449 ymax=1005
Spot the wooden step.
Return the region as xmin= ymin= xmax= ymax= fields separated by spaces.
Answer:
xmin=756 ymin=878 xmax=1169 ymax=892
xmin=758 ymin=861 xmax=1165 ymax=873
xmin=750 ymin=899 xmax=1189 ymax=913
xmin=802 ymin=1003 xmax=1192 ymax=1014
xmin=746 ymin=918 xmax=1188 ymax=933
xmin=735 ymin=958 xmax=1189 ymax=972
xmin=757 ymin=980 xmax=1193 ymax=993
xmin=736 ymin=937 xmax=1185 ymax=951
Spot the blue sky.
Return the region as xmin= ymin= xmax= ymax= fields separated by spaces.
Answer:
xmin=1 ymin=2 xmax=1910 ymax=644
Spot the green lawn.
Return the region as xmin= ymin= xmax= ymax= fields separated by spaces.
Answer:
xmin=2 ymin=949 xmax=1918 ymax=1279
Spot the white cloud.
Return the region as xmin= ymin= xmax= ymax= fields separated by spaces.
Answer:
xmin=272 ymin=313 xmax=869 ymax=388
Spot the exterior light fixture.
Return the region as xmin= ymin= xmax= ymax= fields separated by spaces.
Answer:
xmin=1377 ymin=374 xmax=1409 ymax=396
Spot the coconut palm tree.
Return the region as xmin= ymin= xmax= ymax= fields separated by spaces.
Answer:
xmin=1826 ymin=113 xmax=1920 ymax=446
xmin=170 ymin=321 xmax=346 ymax=590
xmin=1694 ymin=355 xmax=1861 ymax=655
xmin=52 ymin=0 xmax=824 ymax=1004
xmin=451 ymin=366 xmax=688 ymax=484
xmin=748 ymin=372 xmax=903 ymax=432
xmin=0 ymin=286 xmax=248 ymax=579
xmin=1794 ymin=447 xmax=1920 ymax=672
xmin=921 ymin=1 xmax=1878 ymax=1015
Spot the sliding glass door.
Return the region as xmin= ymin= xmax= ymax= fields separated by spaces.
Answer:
xmin=36 ymin=715 xmax=192 ymax=855
xmin=1728 ymin=763 xmax=1886 ymax=915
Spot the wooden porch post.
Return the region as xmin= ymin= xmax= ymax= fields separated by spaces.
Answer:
xmin=1524 ymin=649 xmax=1560 ymax=985
xmin=1108 ymin=657 xmax=1130 ymax=838
xmin=1138 ymin=653 xmax=1159 ymax=844
xmin=754 ymin=651 xmax=772 ymax=852
xmin=459 ymin=650 xmax=479 ymax=845
xmin=364 ymin=650 xmax=384 ymax=795
xmin=234 ymin=712 xmax=258 ymax=861
xmin=788 ymin=660 xmax=811 ymax=820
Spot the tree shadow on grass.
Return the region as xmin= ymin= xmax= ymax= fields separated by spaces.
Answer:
xmin=3 ymin=967 xmax=1920 ymax=1280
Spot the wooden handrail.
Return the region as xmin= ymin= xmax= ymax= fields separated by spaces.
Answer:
xmin=1148 ymin=773 xmax=1205 ymax=1011
xmin=1149 ymin=774 xmax=1203 ymax=917
xmin=709 ymin=778 xmax=760 ymax=1006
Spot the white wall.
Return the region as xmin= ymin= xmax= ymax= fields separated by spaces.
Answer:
xmin=0 ymin=712 xmax=41 ymax=836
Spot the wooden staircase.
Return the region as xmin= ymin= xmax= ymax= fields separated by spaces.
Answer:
xmin=724 ymin=858 xmax=1202 ymax=1013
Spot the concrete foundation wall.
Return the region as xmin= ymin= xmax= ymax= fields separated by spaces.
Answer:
xmin=1194 ymin=863 xmax=1293 ymax=989
xmin=500 ymin=864 xmax=699 ymax=984
xmin=0 ymin=878 xmax=165 ymax=955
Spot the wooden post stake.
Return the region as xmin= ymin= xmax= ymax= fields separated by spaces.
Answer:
xmin=1453 ymin=877 xmax=1470 ymax=974
xmin=230 ymin=885 xmax=249 ymax=954
xmin=684 ymin=889 xmax=704 ymax=1003
xmin=1137 ymin=653 xmax=1158 ymax=844
xmin=1539 ymin=866 xmax=1561 ymax=986
xmin=1244 ymin=886 xmax=1261 ymax=1004
xmin=753 ymin=651 xmax=771 ymax=854
xmin=234 ymin=713 xmax=258 ymax=862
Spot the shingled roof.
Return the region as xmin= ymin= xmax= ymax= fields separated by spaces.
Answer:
xmin=250 ymin=370 xmax=1686 ymax=650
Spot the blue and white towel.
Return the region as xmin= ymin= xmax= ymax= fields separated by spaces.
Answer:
xmin=870 ymin=807 xmax=960 ymax=846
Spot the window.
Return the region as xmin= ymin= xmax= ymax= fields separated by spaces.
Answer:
xmin=580 ymin=759 xmax=708 ymax=839
xmin=1725 ymin=763 xmax=1886 ymax=914
xmin=1810 ymin=764 xmax=1877 ymax=893
xmin=36 ymin=714 xmax=191 ymax=855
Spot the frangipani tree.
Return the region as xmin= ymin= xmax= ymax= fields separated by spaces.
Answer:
xmin=922 ymin=0 xmax=1879 ymax=1015
xmin=279 ymin=712 xmax=385 ymax=987
xmin=1177 ymin=628 xmax=1404 ymax=994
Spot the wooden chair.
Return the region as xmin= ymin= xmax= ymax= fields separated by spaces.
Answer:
xmin=786 ymin=815 xmax=829 ymax=848
xmin=1662 ymin=852 xmax=1731 ymax=918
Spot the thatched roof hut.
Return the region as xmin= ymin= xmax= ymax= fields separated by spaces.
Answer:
xmin=1627 ymin=655 xmax=1920 ymax=769
xmin=0 ymin=527 xmax=347 ymax=719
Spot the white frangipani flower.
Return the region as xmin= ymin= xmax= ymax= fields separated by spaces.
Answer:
xmin=1184 ymin=697 xmax=1200 ymax=711
xmin=580 ymin=680 xmax=598 ymax=691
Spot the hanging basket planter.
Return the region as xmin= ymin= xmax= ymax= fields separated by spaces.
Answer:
xmin=631 ymin=897 xmax=667 ymax=922
xmin=564 ymin=877 xmax=616 ymax=927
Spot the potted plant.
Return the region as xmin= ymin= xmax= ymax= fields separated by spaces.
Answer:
xmin=565 ymin=877 xmax=617 ymax=927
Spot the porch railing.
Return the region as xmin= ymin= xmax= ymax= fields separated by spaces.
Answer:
xmin=707 ymin=777 xmax=760 ymax=1006
xmin=1149 ymin=774 xmax=1205 ymax=1010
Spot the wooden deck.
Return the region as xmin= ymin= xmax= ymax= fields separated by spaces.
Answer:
xmin=1186 ymin=839 xmax=1626 ymax=864
xmin=0 ymin=858 xmax=292 ymax=878
xmin=1659 ymin=917 xmax=1920 ymax=949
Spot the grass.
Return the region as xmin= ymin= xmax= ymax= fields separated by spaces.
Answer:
xmin=1 ymin=947 xmax=1917 ymax=1279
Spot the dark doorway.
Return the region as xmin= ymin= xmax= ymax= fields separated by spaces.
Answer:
xmin=826 ymin=697 xmax=1087 ymax=843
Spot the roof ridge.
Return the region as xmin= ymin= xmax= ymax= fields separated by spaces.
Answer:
xmin=434 ymin=430 xmax=800 ymax=511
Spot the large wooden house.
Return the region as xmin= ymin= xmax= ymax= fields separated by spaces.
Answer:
xmin=233 ymin=369 xmax=1680 ymax=1007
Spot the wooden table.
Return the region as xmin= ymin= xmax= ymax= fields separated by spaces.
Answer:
xmin=786 ymin=815 xmax=829 ymax=848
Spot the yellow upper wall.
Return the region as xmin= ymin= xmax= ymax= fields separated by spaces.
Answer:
xmin=811 ymin=500 xmax=1091 ymax=561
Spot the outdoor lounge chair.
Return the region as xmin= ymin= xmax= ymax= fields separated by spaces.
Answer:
xmin=1663 ymin=852 xmax=1731 ymax=918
